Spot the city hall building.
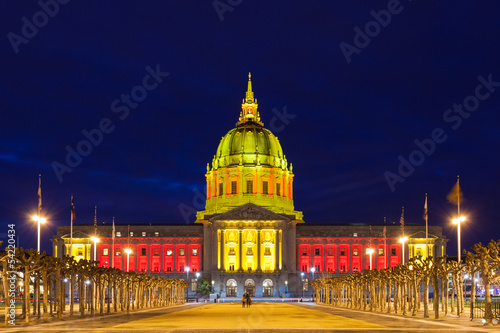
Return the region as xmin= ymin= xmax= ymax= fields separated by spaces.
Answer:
xmin=51 ymin=75 xmax=447 ymax=297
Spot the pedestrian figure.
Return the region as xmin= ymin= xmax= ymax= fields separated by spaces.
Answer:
xmin=242 ymin=293 xmax=246 ymax=308
xmin=246 ymin=294 xmax=251 ymax=308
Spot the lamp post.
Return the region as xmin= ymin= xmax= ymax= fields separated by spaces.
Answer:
xmin=399 ymin=237 xmax=408 ymax=265
xmin=32 ymin=215 xmax=46 ymax=253
xmin=366 ymin=248 xmax=374 ymax=270
xmin=310 ymin=267 xmax=315 ymax=280
xmin=211 ymin=280 xmax=215 ymax=294
xmin=301 ymin=272 xmax=305 ymax=298
xmin=90 ymin=236 xmax=100 ymax=262
xmin=125 ymin=248 xmax=132 ymax=272
xmin=285 ymin=280 xmax=288 ymax=294
xmin=452 ymin=216 xmax=466 ymax=263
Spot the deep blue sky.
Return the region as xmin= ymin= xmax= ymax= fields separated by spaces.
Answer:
xmin=1 ymin=1 xmax=499 ymax=256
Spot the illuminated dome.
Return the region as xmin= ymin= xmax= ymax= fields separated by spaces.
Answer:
xmin=213 ymin=124 xmax=287 ymax=170
xmin=196 ymin=73 xmax=302 ymax=221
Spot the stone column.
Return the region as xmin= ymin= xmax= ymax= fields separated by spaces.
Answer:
xmin=335 ymin=245 xmax=339 ymax=273
xmin=257 ymin=230 xmax=261 ymax=272
xmin=173 ymin=245 xmax=177 ymax=273
xmin=220 ymin=230 xmax=225 ymax=271
xmin=348 ymin=244 xmax=352 ymax=274
xmin=287 ymin=222 xmax=297 ymax=272
xmin=323 ymin=243 xmax=326 ymax=273
xmin=275 ymin=230 xmax=279 ymax=271
xmin=160 ymin=245 xmax=164 ymax=273
xmin=239 ymin=230 xmax=243 ymax=271
xmin=147 ymin=245 xmax=151 ymax=273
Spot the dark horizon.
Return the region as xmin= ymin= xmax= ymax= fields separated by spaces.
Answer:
xmin=1 ymin=1 xmax=499 ymax=256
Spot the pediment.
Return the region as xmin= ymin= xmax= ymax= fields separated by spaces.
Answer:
xmin=61 ymin=230 xmax=91 ymax=239
xmin=408 ymin=230 xmax=438 ymax=239
xmin=209 ymin=203 xmax=291 ymax=221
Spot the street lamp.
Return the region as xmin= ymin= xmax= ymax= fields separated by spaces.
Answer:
xmin=32 ymin=215 xmax=46 ymax=253
xmin=301 ymin=272 xmax=305 ymax=298
xmin=90 ymin=236 xmax=100 ymax=262
xmin=124 ymin=248 xmax=132 ymax=272
xmin=310 ymin=267 xmax=315 ymax=280
xmin=285 ymin=280 xmax=288 ymax=294
xmin=452 ymin=216 xmax=466 ymax=263
xmin=184 ymin=266 xmax=190 ymax=280
xmin=366 ymin=248 xmax=374 ymax=270
xmin=211 ymin=280 xmax=215 ymax=293
xmin=399 ymin=237 xmax=408 ymax=265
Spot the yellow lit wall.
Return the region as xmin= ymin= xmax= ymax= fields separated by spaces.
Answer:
xmin=223 ymin=229 xmax=240 ymax=271
xmin=260 ymin=229 xmax=275 ymax=271
xmin=242 ymin=229 xmax=257 ymax=271
xmin=408 ymin=239 xmax=434 ymax=260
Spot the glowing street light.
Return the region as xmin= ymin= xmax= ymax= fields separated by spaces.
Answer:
xmin=124 ymin=248 xmax=133 ymax=272
xmin=301 ymin=272 xmax=305 ymax=298
xmin=184 ymin=266 xmax=190 ymax=280
xmin=366 ymin=248 xmax=374 ymax=270
xmin=211 ymin=280 xmax=215 ymax=293
xmin=285 ymin=280 xmax=288 ymax=294
xmin=399 ymin=237 xmax=408 ymax=265
xmin=452 ymin=216 xmax=466 ymax=263
xmin=310 ymin=267 xmax=315 ymax=280
xmin=90 ymin=236 xmax=100 ymax=261
xmin=32 ymin=215 xmax=46 ymax=253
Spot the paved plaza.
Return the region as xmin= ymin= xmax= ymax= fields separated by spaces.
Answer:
xmin=2 ymin=302 xmax=498 ymax=332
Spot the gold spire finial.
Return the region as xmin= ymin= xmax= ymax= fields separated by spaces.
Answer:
xmin=238 ymin=73 xmax=263 ymax=126
xmin=246 ymin=72 xmax=253 ymax=102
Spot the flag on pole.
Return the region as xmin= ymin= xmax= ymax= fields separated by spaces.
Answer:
xmin=112 ymin=216 xmax=115 ymax=268
xmin=112 ymin=217 xmax=115 ymax=240
xmin=423 ymin=195 xmax=428 ymax=221
xmin=94 ymin=206 xmax=97 ymax=236
xmin=424 ymin=193 xmax=429 ymax=258
xmin=447 ymin=179 xmax=463 ymax=205
xmin=400 ymin=206 xmax=405 ymax=230
xmin=70 ymin=194 xmax=75 ymax=257
xmin=38 ymin=174 xmax=42 ymax=213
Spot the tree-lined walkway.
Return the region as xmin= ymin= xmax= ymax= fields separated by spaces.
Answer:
xmin=3 ymin=302 xmax=498 ymax=332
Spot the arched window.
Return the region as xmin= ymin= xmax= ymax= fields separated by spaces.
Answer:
xmin=226 ymin=279 xmax=237 ymax=297
xmin=245 ymin=279 xmax=255 ymax=297
xmin=263 ymin=279 xmax=273 ymax=297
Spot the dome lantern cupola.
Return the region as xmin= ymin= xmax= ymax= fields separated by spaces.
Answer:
xmin=238 ymin=73 xmax=263 ymax=126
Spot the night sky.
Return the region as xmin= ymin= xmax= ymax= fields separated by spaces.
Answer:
xmin=1 ymin=1 xmax=499 ymax=256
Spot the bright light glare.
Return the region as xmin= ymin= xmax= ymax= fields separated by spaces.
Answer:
xmin=184 ymin=266 xmax=190 ymax=272
xmin=310 ymin=267 xmax=315 ymax=273
xmin=366 ymin=248 xmax=374 ymax=254
xmin=124 ymin=248 xmax=132 ymax=254
xmin=90 ymin=236 xmax=100 ymax=242
xmin=399 ymin=237 xmax=408 ymax=243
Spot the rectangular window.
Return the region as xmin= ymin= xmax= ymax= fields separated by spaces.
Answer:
xmin=141 ymin=248 xmax=147 ymax=256
xmin=153 ymin=248 xmax=160 ymax=256
xmin=179 ymin=248 xmax=185 ymax=256
xmin=301 ymin=248 xmax=308 ymax=256
xmin=246 ymin=180 xmax=253 ymax=194
xmin=264 ymin=246 xmax=271 ymax=256
xmin=327 ymin=248 xmax=333 ymax=256
xmin=219 ymin=182 xmax=224 ymax=196
xmin=378 ymin=248 xmax=384 ymax=255
xmin=103 ymin=248 xmax=109 ymax=256
xmin=353 ymin=248 xmax=358 ymax=256
xmin=192 ymin=248 xmax=198 ymax=256
xmin=340 ymin=249 xmax=346 ymax=256
xmin=142 ymin=232 xmax=146 ymax=237
xmin=191 ymin=278 xmax=197 ymax=292
xmin=166 ymin=249 xmax=173 ymax=256
xmin=229 ymin=264 xmax=235 ymax=271
xmin=115 ymin=249 xmax=121 ymax=256
xmin=247 ymin=247 xmax=253 ymax=255
xmin=262 ymin=181 xmax=268 ymax=194
xmin=155 ymin=231 xmax=159 ymax=236
xmin=353 ymin=233 xmax=358 ymax=237
xmin=78 ymin=250 xmax=83 ymax=256
xmin=276 ymin=184 xmax=281 ymax=196
xmin=228 ymin=247 xmax=235 ymax=255
xmin=302 ymin=278 xmax=308 ymax=291
xmin=231 ymin=181 xmax=237 ymax=194
xmin=391 ymin=248 xmax=397 ymax=256
xmin=314 ymin=248 xmax=320 ymax=256
xmin=130 ymin=231 xmax=134 ymax=237
xmin=116 ymin=232 xmax=121 ymax=237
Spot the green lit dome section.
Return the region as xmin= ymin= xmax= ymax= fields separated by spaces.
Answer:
xmin=196 ymin=73 xmax=303 ymax=222
xmin=213 ymin=125 xmax=287 ymax=170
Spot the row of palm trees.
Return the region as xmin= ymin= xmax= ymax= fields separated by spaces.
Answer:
xmin=311 ymin=240 xmax=500 ymax=325
xmin=0 ymin=246 xmax=188 ymax=325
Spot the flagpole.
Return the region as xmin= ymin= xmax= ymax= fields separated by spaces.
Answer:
xmin=425 ymin=193 xmax=428 ymax=259
xmin=70 ymin=194 xmax=74 ymax=258
xmin=37 ymin=174 xmax=42 ymax=253
xmin=383 ymin=217 xmax=387 ymax=269
xmin=112 ymin=217 xmax=115 ymax=268
xmin=457 ymin=175 xmax=461 ymax=263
